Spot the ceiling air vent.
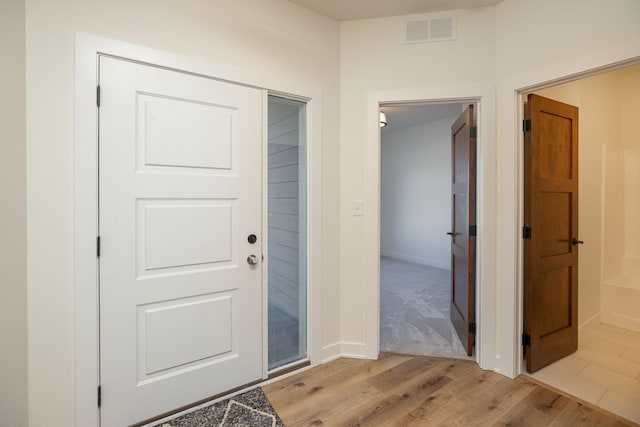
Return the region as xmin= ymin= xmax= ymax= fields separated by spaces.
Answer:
xmin=402 ymin=16 xmax=456 ymax=44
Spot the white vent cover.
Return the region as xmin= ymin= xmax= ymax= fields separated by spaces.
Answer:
xmin=402 ymin=16 xmax=456 ymax=44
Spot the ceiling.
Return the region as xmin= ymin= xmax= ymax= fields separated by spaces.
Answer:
xmin=381 ymin=103 xmax=463 ymax=133
xmin=287 ymin=0 xmax=503 ymax=21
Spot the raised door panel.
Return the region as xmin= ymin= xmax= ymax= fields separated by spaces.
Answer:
xmin=140 ymin=95 xmax=233 ymax=171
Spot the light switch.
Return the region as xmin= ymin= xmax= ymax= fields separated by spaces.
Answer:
xmin=352 ymin=200 xmax=364 ymax=216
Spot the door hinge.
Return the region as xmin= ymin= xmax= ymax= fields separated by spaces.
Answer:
xmin=523 ymin=119 xmax=531 ymax=133
xmin=522 ymin=333 xmax=531 ymax=347
xmin=97 ymin=385 xmax=102 ymax=408
xmin=468 ymin=322 xmax=476 ymax=334
xmin=469 ymin=225 xmax=477 ymax=237
xmin=470 ymin=126 xmax=477 ymax=138
xmin=523 ymin=225 xmax=532 ymax=240
xmin=97 ymin=85 xmax=101 ymax=107
xmin=96 ymin=236 xmax=101 ymax=257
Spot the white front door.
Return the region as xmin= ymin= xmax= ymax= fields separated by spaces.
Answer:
xmin=99 ymin=56 xmax=263 ymax=426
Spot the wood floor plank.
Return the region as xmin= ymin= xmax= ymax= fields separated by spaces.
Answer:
xmin=435 ymin=376 xmax=537 ymax=426
xmin=336 ymin=360 xmax=453 ymax=426
xmin=264 ymin=354 xmax=639 ymax=427
xmin=549 ymin=401 xmax=630 ymax=427
xmin=292 ymin=357 xmax=439 ymax=426
xmin=265 ymin=354 xmax=411 ymax=425
xmin=399 ymin=362 xmax=518 ymax=425
xmin=493 ymin=386 xmax=571 ymax=426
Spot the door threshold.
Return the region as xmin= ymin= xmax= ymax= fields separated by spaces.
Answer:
xmin=522 ymin=374 xmax=635 ymax=426
xmin=268 ymin=359 xmax=311 ymax=380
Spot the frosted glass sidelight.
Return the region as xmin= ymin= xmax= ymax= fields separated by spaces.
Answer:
xmin=267 ymin=96 xmax=308 ymax=370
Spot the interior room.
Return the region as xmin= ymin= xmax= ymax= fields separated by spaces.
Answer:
xmin=1 ymin=0 xmax=639 ymax=426
xmin=378 ymin=103 xmax=472 ymax=360
xmin=523 ymin=63 xmax=640 ymax=419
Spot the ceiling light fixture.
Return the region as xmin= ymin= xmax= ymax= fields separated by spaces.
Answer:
xmin=379 ymin=111 xmax=387 ymax=128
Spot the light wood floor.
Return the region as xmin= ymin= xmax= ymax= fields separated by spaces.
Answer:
xmin=263 ymin=353 xmax=638 ymax=426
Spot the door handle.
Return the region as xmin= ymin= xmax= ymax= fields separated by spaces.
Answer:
xmin=446 ymin=232 xmax=454 ymax=236
xmin=247 ymin=254 xmax=258 ymax=265
xmin=572 ymin=238 xmax=584 ymax=246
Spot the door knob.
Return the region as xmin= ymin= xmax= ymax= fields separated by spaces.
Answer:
xmin=572 ymin=238 xmax=584 ymax=246
xmin=247 ymin=254 xmax=258 ymax=265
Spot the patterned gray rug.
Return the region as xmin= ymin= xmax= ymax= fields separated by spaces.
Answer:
xmin=153 ymin=388 xmax=285 ymax=427
xmin=380 ymin=256 xmax=473 ymax=360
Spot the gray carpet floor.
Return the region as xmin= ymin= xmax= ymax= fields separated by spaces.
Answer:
xmin=380 ymin=256 xmax=473 ymax=360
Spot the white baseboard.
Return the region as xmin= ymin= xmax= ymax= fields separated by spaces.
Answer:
xmin=339 ymin=342 xmax=370 ymax=359
xmin=321 ymin=341 xmax=372 ymax=363
xmin=380 ymin=250 xmax=450 ymax=271
xmin=603 ymin=311 xmax=640 ymax=333
xmin=321 ymin=342 xmax=342 ymax=363
xmin=579 ymin=312 xmax=602 ymax=336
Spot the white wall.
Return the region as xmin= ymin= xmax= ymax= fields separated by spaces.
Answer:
xmin=25 ymin=1 xmax=340 ymax=425
xmin=495 ymin=0 xmax=640 ymax=80
xmin=599 ymin=65 xmax=640 ymax=273
xmin=380 ymin=116 xmax=456 ymax=270
xmin=0 ymin=0 xmax=27 ymax=426
xmin=600 ymin=65 xmax=640 ymax=273
xmin=619 ymin=66 xmax=640 ymax=259
xmin=340 ymin=6 xmax=496 ymax=349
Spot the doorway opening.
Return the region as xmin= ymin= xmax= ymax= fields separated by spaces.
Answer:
xmin=520 ymin=63 xmax=640 ymax=423
xmin=378 ymin=102 xmax=475 ymax=360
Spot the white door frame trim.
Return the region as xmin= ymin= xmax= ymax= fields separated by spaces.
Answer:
xmin=74 ymin=32 xmax=323 ymax=426
xmin=497 ymin=39 xmax=640 ymax=379
xmin=365 ymin=84 xmax=497 ymax=371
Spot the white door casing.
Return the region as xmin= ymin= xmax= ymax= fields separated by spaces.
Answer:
xmin=99 ymin=56 xmax=263 ymax=426
xmin=365 ymin=87 xmax=496 ymax=369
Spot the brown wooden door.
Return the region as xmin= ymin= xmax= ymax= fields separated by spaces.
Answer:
xmin=524 ymin=94 xmax=579 ymax=373
xmin=450 ymin=105 xmax=476 ymax=356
